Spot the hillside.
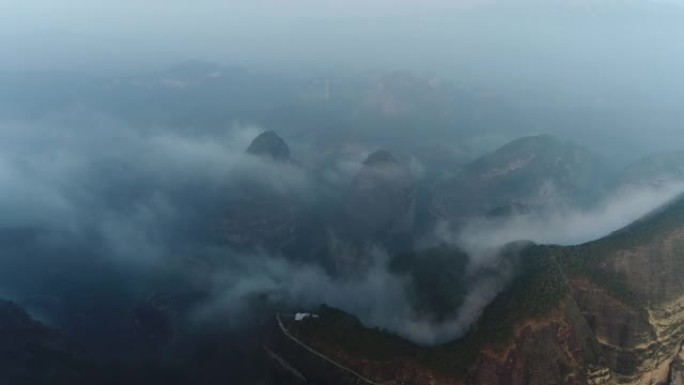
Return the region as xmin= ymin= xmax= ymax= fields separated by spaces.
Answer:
xmin=267 ymin=194 xmax=684 ymax=384
xmin=431 ymin=134 xmax=606 ymax=222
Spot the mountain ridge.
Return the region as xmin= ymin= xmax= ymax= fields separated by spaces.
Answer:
xmin=268 ymin=192 xmax=684 ymax=384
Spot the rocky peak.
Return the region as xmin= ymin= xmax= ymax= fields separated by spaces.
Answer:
xmin=345 ymin=150 xmax=415 ymax=238
xmin=246 ymin=131 xmax=291 ymax=162
xmin=323 ymin=150 xmax=417 ymax=274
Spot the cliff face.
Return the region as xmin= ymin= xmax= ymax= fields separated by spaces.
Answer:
xmin=468 ymin=299 xmax=607 ymax=385
xmin=559 ymin=197 xmax=684 ymax=384
xmin=568 ymin=278 xmax=684 ymax=385
xmin=668 ymin=347 xmax=684 ymax=385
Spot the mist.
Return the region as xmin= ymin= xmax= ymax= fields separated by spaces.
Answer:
xmin=2 ymin=104 xmax=676 ymax=346
xmin=3 ymin=1 xmax=684 ymax=382
xmin=453 ymin=182 xmax=684 ymax=253
xmin=3 ymin=0 xmax=684 ymax=163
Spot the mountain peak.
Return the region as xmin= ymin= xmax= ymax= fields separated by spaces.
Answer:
xmin=246 ymin=131 xmax=291 ymax=161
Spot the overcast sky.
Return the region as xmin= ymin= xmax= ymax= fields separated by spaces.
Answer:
xmin=2 ymin=0 xmax=684 ymax=151
xmin=2 ymin=0 xmax=684 ymax=77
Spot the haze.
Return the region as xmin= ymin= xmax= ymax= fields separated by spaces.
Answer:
xmin=3 ymin=0 xmax=684 ymax=382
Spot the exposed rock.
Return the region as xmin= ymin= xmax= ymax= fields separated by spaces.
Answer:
xmin=559 ymin=194 xmax=684 ymax=384
xmin=468 ymin=300 xmax=606 ymax=385
xmin=667 ymin=344 xmax=684 ymax=385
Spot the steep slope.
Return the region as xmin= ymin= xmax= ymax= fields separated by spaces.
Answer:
xmin=268 ymin=244 xmax=605 ymax=385
xmin=616 ymin=150 xmax=684 ymax=191
xmin=268 ymin=194 xmax=684 ymax=385
xmin=246 ymin=130 xmax=292 ymax=162
xmin=220 ymin=131 xmax=319 ymax=258
xmin=559 ymin=194 xmax=684 ymax=384
xmin=325 ymin=150 xmax=416 ymax=273
xmin=432 ymin=134 xmax=605 ymax=221
xmin=344 ymin=150 xmax=415 ymax=240
xmin=0 ymin=299 xmax=87 ymax=384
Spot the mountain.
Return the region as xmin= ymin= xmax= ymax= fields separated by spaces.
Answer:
xmin=220 ymin=131 xmax=318 ymax=257
xmin=558 ymin=194 xmax=684 ymax=384
xmin=431 ymin=134 xmax=605 ymax=222
xmin=324 ymin=150 xmax=416 ymax=273
xmin=265 ymin=193 xmax=684 ymax=385
xmin=344 ymin=150 xmax=415 ymax=239
xmin=246 ymin=130 xmax=292 ymax=162
xmin=364 ymin=72 xmax=457 ymax=119
xmin=0 ymin=299 xmax=87 ymax=384
xmin=616 ymin=150 xmax=684 ymax=191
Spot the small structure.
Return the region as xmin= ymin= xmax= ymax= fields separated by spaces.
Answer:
xmin=294 ymin=312 xmax=319 ymax=322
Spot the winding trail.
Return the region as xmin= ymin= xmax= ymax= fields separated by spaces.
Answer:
xmin=276 ymin=313 xmax=384 ymax=385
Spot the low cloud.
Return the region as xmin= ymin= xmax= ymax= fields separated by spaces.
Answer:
xmin=454 ymin=182 xmax=684 ymax=252
xmin=197 ymin=245 xmax=516 ymax=345
xmin=2 ymin=108 xmax=684 ymax=349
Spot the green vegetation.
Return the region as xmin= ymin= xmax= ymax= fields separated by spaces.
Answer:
xmin=474 ymin=245 xmax=569 ymax=345
xmin=289 ymin=196 xmax=684 ymax=378
xmin=293 ymin=243 xmax=569 ymax=378
xmin=558 ymin=193 xmax=684 ymax=307
xmin=389 ymin=245 xmax=470 ymax=321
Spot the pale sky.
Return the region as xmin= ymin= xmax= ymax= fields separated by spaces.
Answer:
xmin=2 ymin=0 xmax=684 ymax=107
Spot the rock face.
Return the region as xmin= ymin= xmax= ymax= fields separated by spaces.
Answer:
xmin=432 ymin=135 xmax=604 ymax=221
xmin=246 ymin=130 xmax=291 ymax=162
xmin=467 ymin=299 xmax=607 ymax=385
xmin=668 ymin=347 xmax=684 ymax=385
xmin=559 ymin=196 xmax=684 ymax=384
